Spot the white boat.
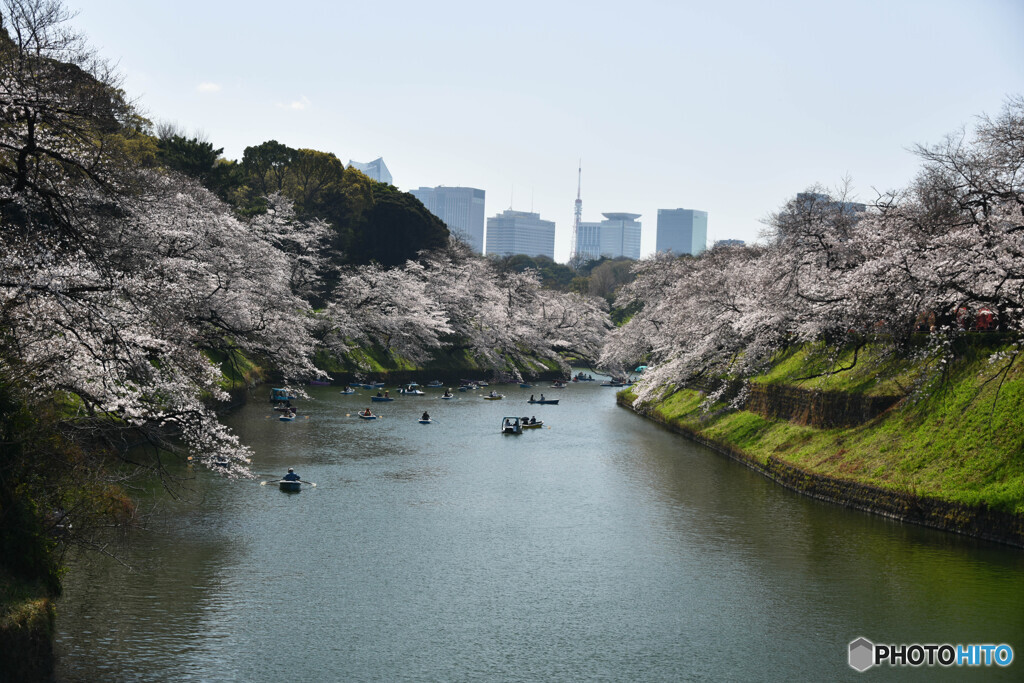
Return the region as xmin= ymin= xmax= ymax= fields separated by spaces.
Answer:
xmin=501 ymin=416 xmax=522 ymax=434
xmin=419 ymin=419 xmax=432 ymax=424
xmin=441 ymin=394 xmax=455 ymax=400
xmin=340 ymin=387 xmax=356 ymax=395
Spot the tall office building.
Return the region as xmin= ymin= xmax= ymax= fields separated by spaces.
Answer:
xmin=410 ymin=186 xmax=486 ymax=253
xmin=348 ymin=157 xmax=393 ymax=185
xmin=574 ymin=212 xmax=643 ymax=262
xmin=485 ymin=210 xmax=555 ymax=260
xmin=795 ymin=192 xmax=866 ymax=215
xmin=656 ymin=208 xmax=708 ymax=256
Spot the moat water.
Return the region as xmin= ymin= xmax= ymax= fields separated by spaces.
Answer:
xmin=54 ymin=380 xmax=1024 ymax=680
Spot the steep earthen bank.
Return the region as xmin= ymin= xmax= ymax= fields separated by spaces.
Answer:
xmin=617 ymin=393 xmax=1024 ymax=548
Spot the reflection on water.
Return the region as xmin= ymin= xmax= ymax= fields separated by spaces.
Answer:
xmin=55 ymin=381 xmax=1024 ymax=681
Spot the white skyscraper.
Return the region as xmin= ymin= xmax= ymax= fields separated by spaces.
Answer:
xmin=656 ymin=208 xmax=707 ymax=256
xmin=574 ymin=212 xmax=642 ymax=262
xmin=347 ymin=157 xmax=393 ymax=185
xmin=410 ymin=186 xmax=486 ymax=253
xmin=485 ymin=210 xmax=555 ymax=260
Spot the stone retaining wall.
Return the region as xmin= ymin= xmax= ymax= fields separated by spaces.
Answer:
xmin=744 ymin=383 xmax=903 ymax=428
xmin=618 ymin=394 xmax=1024 ymax=548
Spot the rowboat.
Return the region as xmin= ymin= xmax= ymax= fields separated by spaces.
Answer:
xmin=426 ymin=381 xmax=443 ymax=387
xmin=279 ymin=480 xmax=302 ymax=492
xmin=419 ymin=419 xmax=432 ymax=424
xmin=279 ymin=414 xmax=296 ymax=421
xmin=519 ymin=383 xmax=532 ymax=388
xmin=522 ymin=420 xmax=544 ymax=429
xmin=371 ymin=396 xmax=394 ymax=402
xmin=400 ymin=386 xmax=425 ymax=395
xmin=527 ymin=399 xmax=559 ymax=405
xmin=339 ymin=387 xmax=356 ymax=394
xmin=483 ymin=394 xmax=504 ymax=400
xmin=357 ymin=413 xmax=378 ymax=420
xmin=441 ymin=394 xmax=455 ymax=400
xmin=270 ymin=388 xmax=295 ymax=402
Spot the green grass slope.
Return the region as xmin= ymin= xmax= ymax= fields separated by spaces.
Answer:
xmin=631 ymin=342 xmax=1024 ymax=514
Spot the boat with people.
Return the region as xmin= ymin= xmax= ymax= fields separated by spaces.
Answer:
xmin=426 ymin=380 xmax=444 ymax=387
xmin=458 ymin=384 xmax=477 ymax=392
xmin=483 ymin=391 xmax=504 ymax=400
xmin=371 ymin=396 xmax=394 ymax=402
xmin=270 ymin=388 xmax=295 ymax=403
xmin=399 ymin=385 xmax=425 ymax=395
xmin=419 ymin=411 xmax=432 ymax=424
xmin=573 ymin=372 xmax=596 ymax=382
xmin=441 ymin=389 xmax=455 ymax=399
xmin=501 ymin=416 xmax=522 ymax=434
xmin=339 ymin=387 xmax=356 ymax=395
xmin=521 ymin=417 xmax=544 ymax=429
xmin=278 ymin=413 xmax=296 ymax=421
xmin=357 ymin=409 xmax=378 ymax=420
xmin=601 ymin=377 xmax=633 ymax=387
xmin=549 ymin=381 xmax=568 ymax=388
xmin=527 ymin=398 xmax=559 ymax=405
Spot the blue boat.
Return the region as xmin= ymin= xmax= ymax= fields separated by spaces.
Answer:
xmin=371 ymin=396 xmax=394 ymax=402
xmin=270 ymin=388 xmax=295 ymax=402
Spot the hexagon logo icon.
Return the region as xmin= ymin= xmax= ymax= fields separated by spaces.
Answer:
xmin=849 ymin=637 xmax=875 ymax=672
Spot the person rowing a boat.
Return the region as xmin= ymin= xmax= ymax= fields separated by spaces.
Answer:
xmin=421 ymin=411 xmax=430 ymax=421
xmin=362 ymin=408 xmax=373 ymax=417
xmin=539 ymin=393 xmax=545 ymax=401
xmin=283 ymin=468 xmax=300 ymax=482
xmin=443 ymin=388 xmax=453 ymax=397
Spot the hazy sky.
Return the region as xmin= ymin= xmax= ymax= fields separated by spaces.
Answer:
xmin=69 ymin=0 xmax=1023 ymax=261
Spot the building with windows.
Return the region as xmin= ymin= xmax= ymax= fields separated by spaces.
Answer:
xmin=485 ymin=210 xmax=555 ymax=260
xmin=347 ymin=157 xmax=393 ymax=185
xmin=410 ymin=186 xmax=486 ymax=253
xmin=795 ymin=192 xmax=866 ymax=215
xmin=714 ymin=238 xmax=745 ymax=248
xmin=656 ymin=208 xmax=708 ymax=256
xmin=573 ymin=212 xmax=642 ymax=262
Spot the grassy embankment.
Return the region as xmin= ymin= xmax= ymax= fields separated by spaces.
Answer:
xmin=626 ymin=340 xmax=1024 ymax=515
xmin=313 ymin=344 xmax=563 ymax=381
xmin=0 ymin=572 xmax=55 ymax=682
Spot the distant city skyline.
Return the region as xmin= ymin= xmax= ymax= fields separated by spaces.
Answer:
xmin=67 ymin=0 xmax=1024 ymax=262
